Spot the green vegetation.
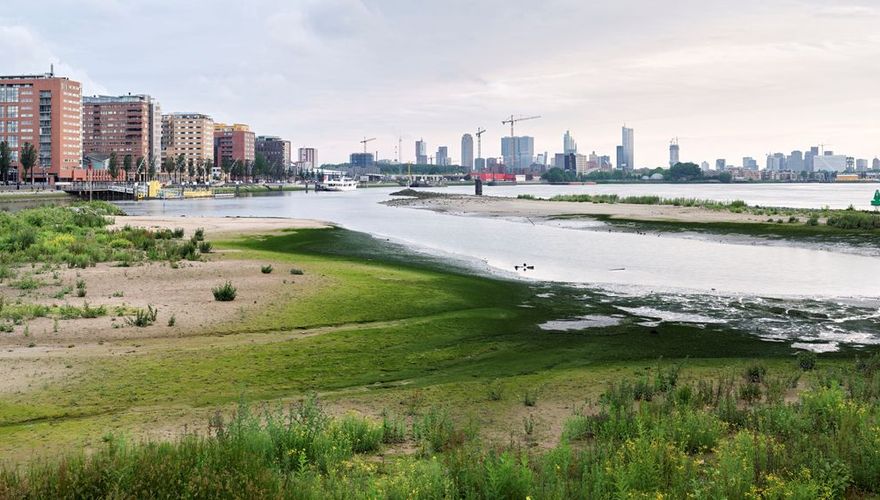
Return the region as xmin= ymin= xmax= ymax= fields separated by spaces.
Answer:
xmin=0 ymin=202 xmax=209 ymax=268
xmin=212 ymin=281 xmax=237 ymax=301
xmin=126 ymin=305 xmax=158 ymax=327
xmin=3 ymin=356 xmax=880 ymax=498
xmin=826 ymin=211 xmax=880 ymax=230
xmin=261 ymin=264 xmax=274 ymax=274
xmin=0 ymin=226 xmax=877 ymax=497
xmin=0 ymin=300 xmax=107 ymax=322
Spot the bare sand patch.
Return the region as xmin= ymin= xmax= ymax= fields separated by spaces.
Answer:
xmin=111 ymin=215 xmax=330 ymax=239
xmin=388 ymin=194 xmax=771 ymax=224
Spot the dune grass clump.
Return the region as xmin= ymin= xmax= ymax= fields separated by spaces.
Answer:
xmin=212 ymin=281 xmax=237 ymax=302
xmin=126 ymin=305 xmax=158 ymax=327
xmin=261 ymin=265 xmax=273 ymax=274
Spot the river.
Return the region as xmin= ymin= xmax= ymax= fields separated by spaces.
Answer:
xmin=116 ymin=183 xmax=880 ymax=352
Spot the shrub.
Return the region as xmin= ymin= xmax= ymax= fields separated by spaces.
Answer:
xmin=178 ymin=241 xmax=199 ymax=261
xmin=806 ymin=216 xmax=819 ymax=226
xmin=744 ymin=363 xmax=767 ymax=383
xmin=167 ymin=314 xmax=176 ymax=327
xmin=487 ymin=379 xmax=504 ymax=401
xmin=381 ymin=410 xmax=406 ymax=444
xmin=412 ymin=407 xmax=460 ymax=456
xmin=212 ymin=281 xmax=237 ymax=302
xmin=797 ymin=351 xmax=817 ymax=371
xmin=172 ymin=227 xmax=185 ymax=239
xmin=198 ymin=241 xmax=213 ymax=254
xmin=126 ymin=305 xmax=158 ymax=327
xmin=12 ymin=276 xmax=43 ymax=290
xmin=193 ymin=227 xmax=205 ymax=241
xmin=75 ymin=278 xmax=87 ymax=297
xmin=261 ymin=265 xmax=273 ymax=274
xmin=289 ymin=268 xmax=304 ymax=275
xmin=523 ymin=388 xmax=537 ymax=407
xmin=739 ymin=382 xmax=762 ymax=403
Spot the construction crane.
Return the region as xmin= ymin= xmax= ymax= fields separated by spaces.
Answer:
xmin=475 ymin=127 xmax=486 ymax=159
xmin=501 ymin=115 xmax=541 ymax=138
xmin=501 ymin=115 xmax=540 ymax=169
xmin=360 ymin=137 xmax=376 ymax=154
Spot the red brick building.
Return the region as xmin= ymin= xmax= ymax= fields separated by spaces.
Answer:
xmin=214 ymin=123 xmax=255 ymax=174
xmin=83 ymin=94 xmax=161 ymax=181
xmin=0 ymin=73 xmax=83 ymax=182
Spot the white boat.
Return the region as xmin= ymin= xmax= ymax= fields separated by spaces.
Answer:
xmin=317 ymin=175 xmax=359 ymax=192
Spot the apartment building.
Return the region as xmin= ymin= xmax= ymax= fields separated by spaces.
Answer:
xmin=255 ymin=135 xmax=291 ymax=173
xmin=83 ymin=94 xmax=161 ymax=179
xmin=0 ymin=72 xmax=82 ymax=182
xmin=161 ymin=112 xmax=214 ymax=168
xmin=213 ymin=123 xmax=255 ymax=172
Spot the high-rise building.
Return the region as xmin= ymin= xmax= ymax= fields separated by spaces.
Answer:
xmin=616 ymin=146 xmax=625 ymax=169
xmin=620 ymin=126 xmax=634 ymax=170
xmin=350 ymin=152 xmax=374 ymax=168
xmin=599 ymin=155 xmax=612 ymax=171
xmin=415 ymin=139 xmax=427 ymax=165
xmin=0 ymin=72 xmax=83 ymax=182
xmin=474 ymin=158 xmax=486 ymax=171
xmin=873 ymin=158 xmax=880 ymax=170
xmin=700 ymin=161 xmax=710 ymax=172
xmin=161 ymin=113 xmax=214 ymax=168
xmin=501 ymin=136 xmax=534 ymax=171
xmin=461 ymin=134 xmax=474 ymax=169
xmin=436 ymin=146 xmax=449 ymax=167
xmin=214 ymin=123 xmax=255 ymax=172
xmin=786 ymin=150 xmax=804 ymax=171
xmin=715 ymin=159 xmax=727 ymax=171
xmin=742 ymin=157 xmax=758 ymax=170
xmin=813 ymin=154 xmax=847 ymax=172
xmin=298 ymin=147 xmax=317 ymax=170
xmin=669 ymin=139 xmax=680 ymax=167
xmin=766 ymin=153 xmax=785 ymax=171
xmin=856 ymin=159 xmax=868 ymax=171
xmin=256 ymin=136 xmax=291 ymax=175
xmin=563 ymin=130 xmax=577 ymax=155
xmin=805 ymin=146 xmax=819 ymax=172
xmin=83 ymin=94 xmax=161 ymax=180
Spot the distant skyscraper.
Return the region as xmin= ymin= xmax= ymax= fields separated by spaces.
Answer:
xmin=415 ymin=139 xmax=427 ymax=165
xmin=766 ymin=153 xmax=786 ymax=171
xmin=501 ymin=136 xmax=534 ymax=171
xmin=805 ymin=146 xmax=819 ymax=172
xmin=563 ymin=130 xmax=577 ymax=155
xmin=873 ymin=158 xmax=880 ymax=170
xmin=436 ymin=146 xmax=449 ymax=167
xmin=461 ymin=134 xmax=474 ymax=169
xmin=700 ymin=161 xmax=710 ymax=172
xmin=742 ymin=157 xmax=758 ymax=170
xmin=813 ymin=154 xmax=847 ymax=172
xmin=350 ymin=152 xmax=374 ymax=168
xmin=715 ymin=159 xmax=727 ymax=171
xmin=616 ymin=146 xmax=625 ymax=169
xmin=620 ymin=126 xmax=634 ymax=170
xmin=669 ymin=139 xmax=680 ymax=167
xmin=475 ymin=158 xmax=487 ymax=171
xmin=786 ymin=150 xmax=804 ymax=171
xmin=856 ymin=159 xmax=868 ymax=171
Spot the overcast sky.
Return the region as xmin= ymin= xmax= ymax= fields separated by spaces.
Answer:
xmin=3 ymin=0 xmax=879 ymax=166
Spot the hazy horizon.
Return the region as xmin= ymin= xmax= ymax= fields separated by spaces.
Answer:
xmin=3 ymin=0 xmax=879 ymax=166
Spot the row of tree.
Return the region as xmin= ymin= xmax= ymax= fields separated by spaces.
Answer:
xmin=0 ymin=141 xmax=37 ymax=185
xmin=0 ymin=140 xmax=293 ymax=186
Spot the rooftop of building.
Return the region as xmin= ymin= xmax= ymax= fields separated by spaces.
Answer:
xmin=84 ymin=94 xmax=155 ymax=103
xmin=0 ymin=72 xmax=72 ymax=81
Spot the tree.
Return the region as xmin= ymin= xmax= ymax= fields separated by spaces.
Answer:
xmin=253 ymin=154 xmax=269 ymax=182
xmin=187 ymin=159 xmax=195 ymax=181
xmin=202 ymin=158 xmax=213 ymax=183
xmin=668 ymin=162 xmax=702 ymax=182
xmin=135 ymin=156 xmax=144 ymax=182
xmin=20 ymin=142 xmax=37 ymax=185
xmin=162 ymin=157 xmax=174 ymax=181
xmin=175 ymin=154 xmax=186 ymax=184
xmin=108 ymin=152 xmax=119 ymax=181
xmin=147 ymin=154 xmax=156 ymax=181
xmin=220 ymin=157 xmax=233 ymax=182
xmin=0 ymin=141 xmax=10 ymax=185
xmin=718 ymin=172 xmax=733 ymax=183
xmin=123 ymin=154 xmax=133 ymax=182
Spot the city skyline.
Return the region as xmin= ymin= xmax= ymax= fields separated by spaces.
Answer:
xmin=3 ymin=0 xmax=880 ymax=165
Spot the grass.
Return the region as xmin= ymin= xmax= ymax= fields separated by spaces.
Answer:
xmin=3 ymin=358 xmax=880 ymax=497
xmin=0 ymin=226 xmax=877 ymax=495
xmin=212 ymin=281 xmax=237 ymax=301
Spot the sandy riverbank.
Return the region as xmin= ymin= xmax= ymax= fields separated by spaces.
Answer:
xmin=386 ymin=193 xmax=775 ymax=224
xmin=0 ymin=216 xmax=329 ymax=396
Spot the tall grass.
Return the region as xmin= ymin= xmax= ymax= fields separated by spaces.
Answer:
xmin=3 ymin=357 xmax=880 ymax=497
